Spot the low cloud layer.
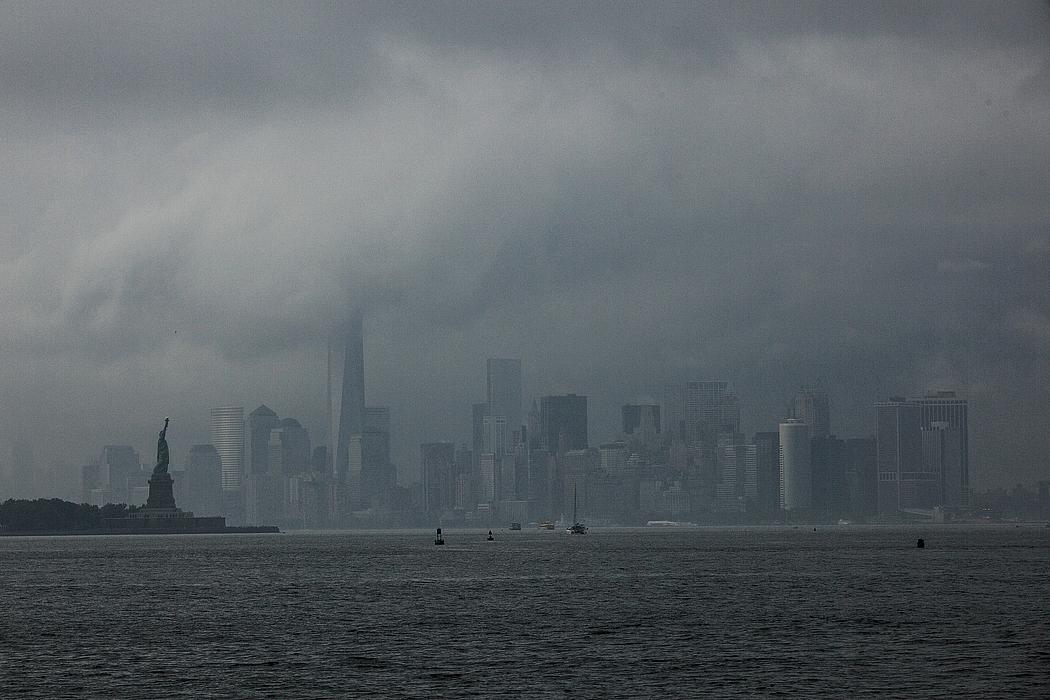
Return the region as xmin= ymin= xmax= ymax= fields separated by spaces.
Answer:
xmin=1 ymin=1 xmax=1048 ymax=490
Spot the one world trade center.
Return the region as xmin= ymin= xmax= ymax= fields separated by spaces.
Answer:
xmin=328 ymin=310 xmax=365 ymax=479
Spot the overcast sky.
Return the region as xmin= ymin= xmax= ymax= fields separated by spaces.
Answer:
xmin=1 ymin=1 xmax=1048 ymax=493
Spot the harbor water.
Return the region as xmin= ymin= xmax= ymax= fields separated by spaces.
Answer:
xmin=1 ymin=526 xmax=1048 ymax=697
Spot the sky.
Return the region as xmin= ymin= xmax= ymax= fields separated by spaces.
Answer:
xmin=1 ymin=1 xmax=1048 ymax=494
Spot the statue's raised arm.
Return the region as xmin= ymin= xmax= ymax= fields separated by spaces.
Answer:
xmin=153 ymin=417 xmax=170 ymax=475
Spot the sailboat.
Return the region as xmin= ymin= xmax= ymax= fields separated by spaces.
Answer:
xmin=567 ymin=484 xmax=588 ymax=535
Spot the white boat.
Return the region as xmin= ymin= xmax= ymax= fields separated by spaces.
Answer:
xmin=645 ymin=520 xmax=698 ymax=528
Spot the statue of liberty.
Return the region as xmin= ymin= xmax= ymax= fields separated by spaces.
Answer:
xmin=152 ymin=417 xmax=170 ymax=475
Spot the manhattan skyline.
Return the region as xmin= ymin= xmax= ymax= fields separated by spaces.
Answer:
xmin=0 ymin=2 xmax=1048 ymax=492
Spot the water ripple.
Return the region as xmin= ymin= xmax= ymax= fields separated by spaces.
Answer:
xmin=1 ymin=527 xmax=1048 ymax=697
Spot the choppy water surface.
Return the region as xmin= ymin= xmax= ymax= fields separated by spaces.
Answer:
xmin=2 ymin=526 xmax=1049 ymax=697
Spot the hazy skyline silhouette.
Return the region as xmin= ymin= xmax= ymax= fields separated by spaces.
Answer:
xmin=1 ymin=1 xmax=1048 ymax=490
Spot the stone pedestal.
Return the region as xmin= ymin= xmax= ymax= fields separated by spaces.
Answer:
xmin=146 ymin=471 xmax=176 ymax=510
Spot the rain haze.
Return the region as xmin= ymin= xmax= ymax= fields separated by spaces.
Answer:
xmin=1 ymin=0 xmax=1049 ymax=494
xmin=5 ymin=4 xmax=1050 ymax=698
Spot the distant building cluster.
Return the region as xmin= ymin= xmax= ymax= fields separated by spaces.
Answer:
xmin=66 ymin=316 xmax=981 ymax=527
xmin=421 ymin=380 xmax=973 ymax=526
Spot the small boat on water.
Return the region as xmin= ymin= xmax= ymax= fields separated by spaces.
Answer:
xmin=434 ymin=527 xmax=445 ymax=545
xmin=537 ymin=520 xmax=555 ymax=530
xmin=567 ymin=484 xmax=587 ymax=535
xmin=509 ymin=522 xmax=522 ymax=531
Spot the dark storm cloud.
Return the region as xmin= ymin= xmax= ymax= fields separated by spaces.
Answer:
xmin=0 ymin=1 xmax=1048 ymax=489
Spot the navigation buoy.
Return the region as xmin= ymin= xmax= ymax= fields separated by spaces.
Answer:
xmin=435 ymin=527 xmax=445 ymax=546
xmin=486 ymin=530 xmax=494 ymax=541
xmin=916 ymin=537 xmax=925 ymax=549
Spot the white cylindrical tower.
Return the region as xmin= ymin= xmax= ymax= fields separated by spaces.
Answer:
xmin=211 ymin=406 xmax=245 ymax=493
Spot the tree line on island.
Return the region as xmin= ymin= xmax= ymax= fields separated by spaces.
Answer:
xmin=0 ymin=498 xmax=138 ymax=532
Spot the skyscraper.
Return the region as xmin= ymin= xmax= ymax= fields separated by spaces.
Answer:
xmin=359 ymin=406 xmax=393 ymax=508
xmin=80 ymin=462 xmax=101 ymax=505
xmin=328 ymin=311 xmax=365 ymax=480
xmin=486 ymin=358 xmax=522 ymax=452
xmin=791 ymin=387 xmax=830 ymax=439
xmin=779 ymin=419 xmax=811 ymax=511
xmin=662 ymin=383 xmax=686 ymax=440
xmin=753 ymin=431 xmax=781 ymax=516
xmin=211 ymin=406 xmax=245 ymax=518
xmin=364 ymin=406 xmax=390 ymax=434
xmin=482 ymin=414 xmax=509 ymax=457
xmin=98 ymin=445 xmax=142 ymax=505
xmin=599 ymin=441 xmax=629 ymax=475
xmin=245 ymin=417 xmax=311 ymax=526
xmin=421 ymin=442 xmax=456 ymax=514
xmin=845 ymin=437 xmax=877 ymax=518
xmin=872 ymin=391 xmax=969 ymax=513
xmin=247 ymin=405 xmax=279 ymax=475
xmin=622 ymin=404 xmax=661 ymax=437
xmin=478 ymin=452 xmax=498 ymax=506
xmin=185 ymin=444 xmax=223 ymax=517
xmin=810 ymin=436 xmax=848 ymax=518
xmin=665 ymin=381 xmax=740 ymax=446
xmin=715 ymin=441 xmax=758 ymax=513
xmin=453 ymin=443 xmax=473 ymax=511
xmin=471 ymin=401 xmax=488 ymax=457
xmin=539 ymin=394 xmax=588 ymax=453
xmin=875 ymin=398 xmax=930 ymax=513
xmin=917 ymin=391 xmax=969 ymax=507
xmin=527 ymin=400 xmax=541 ymax=450
xmin=270 ymin=418 xmax=311 ymax=475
